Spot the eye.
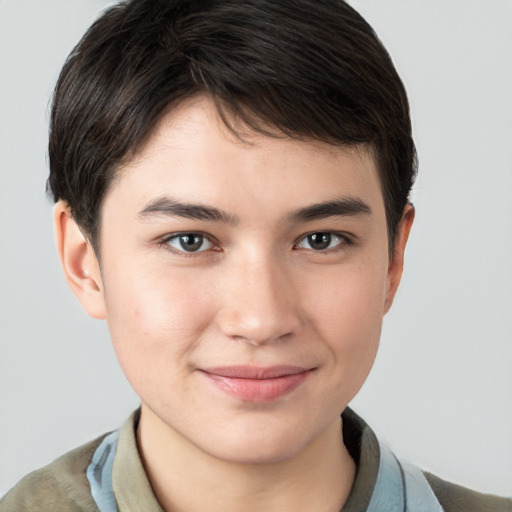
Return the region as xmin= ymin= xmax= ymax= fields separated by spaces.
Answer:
xmin=164 ymin=233 xmax=214 ymax=253
xmin=295 ymin=232 xmax=347 ymax=251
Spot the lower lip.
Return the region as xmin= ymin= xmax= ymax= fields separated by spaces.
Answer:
xmin=201 ymin=371 xmax=311 ymax=402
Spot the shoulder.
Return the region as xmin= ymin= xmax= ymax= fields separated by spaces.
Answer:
xmin=0 ymin=434 xmax=109 ymax=512
xmin=425 ymin=471 xmax=512 ymax=512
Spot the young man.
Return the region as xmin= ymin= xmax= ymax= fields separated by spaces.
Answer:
xmin=1 ymin=1 xmax=510 ymax=511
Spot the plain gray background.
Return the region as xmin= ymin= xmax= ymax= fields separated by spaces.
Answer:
xmin=1 ymin=0 xmax=511 ymax=498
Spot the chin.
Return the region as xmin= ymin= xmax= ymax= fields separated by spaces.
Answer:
xmin=197 ymin=420 xmax=315 ymax=466
xmin=209 ymin=439 xmax=303 ymax=466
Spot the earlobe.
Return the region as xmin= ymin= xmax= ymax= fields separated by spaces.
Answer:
xmin=53 ymin=201 xmax=107 ymax=319
xmin=384 ymin=204 xmax=415 ymax=314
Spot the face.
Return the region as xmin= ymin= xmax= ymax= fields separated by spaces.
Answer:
xmin=59 ymin=96 xmax=412 ymax=465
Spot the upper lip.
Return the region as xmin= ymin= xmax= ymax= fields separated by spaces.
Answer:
xmin=201 ymin=365 xmax=312 ymax=380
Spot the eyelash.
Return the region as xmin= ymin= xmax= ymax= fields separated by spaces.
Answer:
xmin=293 ymin=232 xmax=353 ymax=253
xmin=158 ymin=231 xmax=353 ymax=257
xmin=159 ymin=232 xmax=220 ymax=257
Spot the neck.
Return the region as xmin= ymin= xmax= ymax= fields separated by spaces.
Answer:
xmin=137 ymin=405 xmax=356 ymax=512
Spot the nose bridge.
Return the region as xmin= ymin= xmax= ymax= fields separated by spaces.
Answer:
xmin=216 ymin=249 xmax=300 ymax=345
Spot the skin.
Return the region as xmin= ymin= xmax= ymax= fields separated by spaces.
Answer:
xmin=55 ymin=95 xmax=414 ymax=512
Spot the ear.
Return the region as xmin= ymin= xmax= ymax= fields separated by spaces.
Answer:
xmin=384 ymin=203 xmax=415 ymax=314
xmin=53 ymin=201 xmax=107 ymax=319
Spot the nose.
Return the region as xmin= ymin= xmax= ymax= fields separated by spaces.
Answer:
xmin=215 ymin=256 xmax=302 ymax=346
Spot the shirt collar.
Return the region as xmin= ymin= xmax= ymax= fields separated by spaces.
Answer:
xmin=111 ymin=407 xmax=380 ymax=512
xmin=112 ymin=409 xmax=163 ymax=511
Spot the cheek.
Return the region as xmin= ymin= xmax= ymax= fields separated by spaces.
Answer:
xmin=308 ymin=255 xmax=387 ymax=325
xmin=304 ymin=259 xmax=387 ymax=385
xmin=101 ymin=262 xmax=217 ymax=385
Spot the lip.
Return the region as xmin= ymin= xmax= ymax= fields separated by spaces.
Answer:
xmin=199 ymin=365 xmax=313 ymax=402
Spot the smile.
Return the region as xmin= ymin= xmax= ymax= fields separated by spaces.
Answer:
xmin=199 ymin=366 xmax=313 ymax=402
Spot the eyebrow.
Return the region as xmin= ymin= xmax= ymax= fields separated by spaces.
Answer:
xmin=288 ymin=197 xmax=372 ymax=223
xmin=138 ymin=195 xmax=371 ymax=226
xmin=139 ymin=197 xmax=240 ymax=226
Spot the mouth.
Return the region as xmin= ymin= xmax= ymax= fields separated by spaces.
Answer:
xmin=199 ymin=365 xmax=314 ymax=402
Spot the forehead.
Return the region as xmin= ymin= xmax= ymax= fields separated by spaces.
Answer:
xmin=106 ymin=96 xmax=384 ymax=220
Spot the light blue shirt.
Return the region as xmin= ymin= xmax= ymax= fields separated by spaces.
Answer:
xmin=87 ymin=427 xmax=444 ymax=512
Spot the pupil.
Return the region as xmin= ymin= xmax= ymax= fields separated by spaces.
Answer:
xmin=309 ymin=233 xmax=331 ymax=250
xmin=179 ymin=234 xmax=202 ymax=252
